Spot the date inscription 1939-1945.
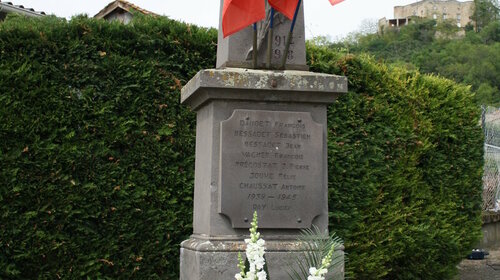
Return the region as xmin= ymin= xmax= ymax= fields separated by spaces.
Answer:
xmin=219 ymin=109 xmax=325 ymax=229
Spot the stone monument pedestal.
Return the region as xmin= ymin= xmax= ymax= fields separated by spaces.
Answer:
xmin=180 ymin=68 xmax=347 ymax=280
xmin=181 ymin=238 xmax=344 ymax=279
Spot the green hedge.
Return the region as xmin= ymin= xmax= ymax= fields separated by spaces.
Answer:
xmin=0 ymin=15 xmax=483 ymax=279
xmin=0 ymin=14 xmax=216 ymax=279
xmin=308 ymin=45 xmax=484 ymax=279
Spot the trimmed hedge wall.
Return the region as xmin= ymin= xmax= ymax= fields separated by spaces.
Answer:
xmin=307 ymin=45 xmax=484 ymax=279
xmin=0 ymin=15 xmax=483 ymax=279
xmin=0 ymin=15 xmax=216 ymax=279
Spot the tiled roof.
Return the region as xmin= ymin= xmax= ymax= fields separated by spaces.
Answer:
xmin=94 ymin=0 xmax=158 ymax=19
xmin=0 ymin=1 xmax=46 ymax=16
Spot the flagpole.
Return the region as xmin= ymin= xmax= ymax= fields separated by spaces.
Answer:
xmin=267 ymin=8 xmax=275 ymax=69
xmin=280 ymin=0 xmax=302 ymax=69
xmin=253 ymin=23 xmax=258 ymax=68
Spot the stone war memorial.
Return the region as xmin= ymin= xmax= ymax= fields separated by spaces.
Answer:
xmin=180 ymin=1 xmax=348 ymax=279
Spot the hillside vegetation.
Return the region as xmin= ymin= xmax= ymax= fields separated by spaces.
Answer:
xmin=329 ymin=0 xmax=500 ymax=106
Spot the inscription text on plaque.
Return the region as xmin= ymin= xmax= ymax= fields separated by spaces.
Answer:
xmin=219 ymin=110 xmax=324 ymax=229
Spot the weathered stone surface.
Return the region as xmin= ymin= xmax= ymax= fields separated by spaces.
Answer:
xmin=180 ymin=237 xmax=345 ymax=280
xmin=220 ymin=109 xmax=324 ymax=229
xmin=179 ymin=68 xmax=346 ymax=237
xmin=181 ymin=68 xmax=348 ymax=111
xmin=185 ymin=100 xmax=330 ymax=237
xmin=217 ymin=1 xmax=307 ymax=70
xmin=179 ymin=67 xmax=347 ymax=279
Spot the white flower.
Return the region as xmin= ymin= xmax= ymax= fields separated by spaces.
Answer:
xmin=257 ymin=270 xmax=267 ymax=280
xmin=321 ymin=257 xmax=330 ymax=267
xmin=234 ymin=212 xmax=267 ymax=280
xmin=309 ymin=267 xmax=318 ymax=275
xmin=308 ymin=241 xmax=335 ymax=279
xmin=307 ymin=276 xmax=324 ymax=280
xmin=308 ymin=265 xmax=328 ymax=279
xmin=256 ymin=238 xmax=265 ymax=247
xmin=254 ymin=258 xmax=265 ymax=270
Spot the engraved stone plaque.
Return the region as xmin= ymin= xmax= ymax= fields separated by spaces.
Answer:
xmin=219 ymin=109 xmax=324 ymax=228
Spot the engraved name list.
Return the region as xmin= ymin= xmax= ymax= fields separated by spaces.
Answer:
xmin=219 ymin=110 xmax=324 ymax=229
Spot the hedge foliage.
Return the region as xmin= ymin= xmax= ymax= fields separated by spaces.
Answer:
xmin=307 ymin=45 xmax=484 ymax=279
xmin=0 ymin=15 xmax=483 ymax=279
xmin=0 ymin=14 xmax=216 ymax=279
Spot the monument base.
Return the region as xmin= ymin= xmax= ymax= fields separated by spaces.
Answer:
xmin=180 ymin=68 xmax=348 ymax=280
xmin=180 ymin=236 xmax=345 ymax=280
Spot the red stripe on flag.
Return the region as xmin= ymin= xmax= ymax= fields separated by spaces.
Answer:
xmin=268 ymin=0 xmax=300 ymax=20
xmin=329 ymin=0 xmax=345 ymax=6
xmin=222 ymin=0 xmax=266 ymax=38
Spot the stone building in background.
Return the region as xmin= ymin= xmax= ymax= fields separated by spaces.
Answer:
xmin=379 ymin=0 xmax=475 ymax=32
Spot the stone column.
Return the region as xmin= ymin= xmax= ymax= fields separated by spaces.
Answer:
xmin=180 ymin=1 xmax=348 ymax=278
xmin=216 ymin=1 xmax=307 ymax=70
xmin=179 ymin=68 xmax=347 ymax=279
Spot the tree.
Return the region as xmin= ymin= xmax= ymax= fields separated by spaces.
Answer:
xmin=357 ymin=18 xmax=379 ymax=35
xmin=471 ymin=0 xmax=500 ymax=31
